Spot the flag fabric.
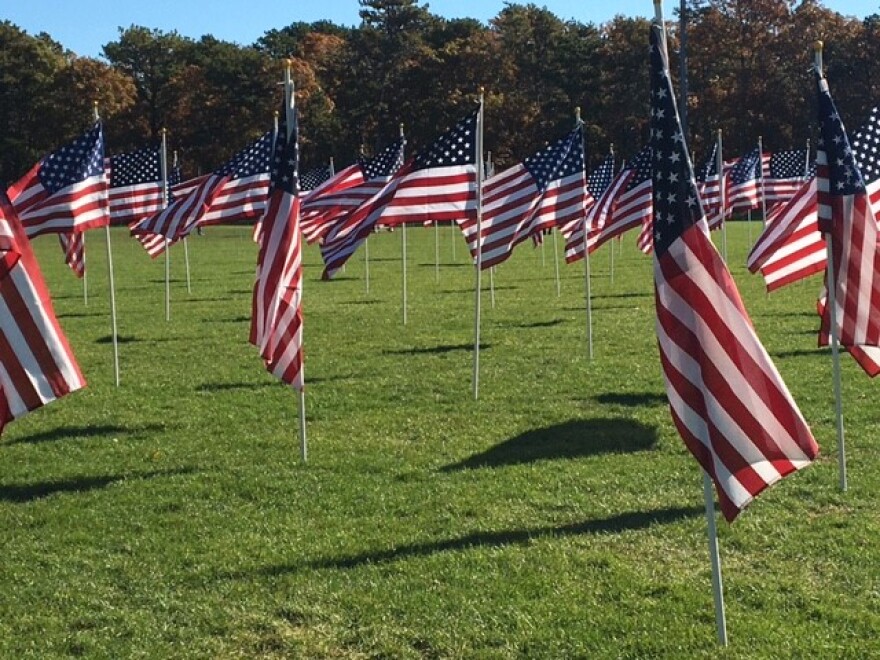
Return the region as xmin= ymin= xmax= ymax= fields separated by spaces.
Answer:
xmin=320 ymin=108 xmax=479 ymax=279
xmin=106 ymin=146 xmax=163 ymax=225
xmin=696 ymin=142 xmax=725 ymax=228
xmin=0 ymin=193 xmax=86 ymax=435
xmin=747 ymin=177 xmax=822 ymax=291
xmin=300 ymin=165 xmax=333 ymax=192
xmin=300 ymin=139 xmax=405 ymax=244
xmin=649 ymin=22 xmax=818 ymax=521
xmin=457 ymin=125 xmax=586 ymax=269
xmin=7 ymin=122 xmax=108 ymax=238
xmin=816 ymin=69 xmax=880 ymax=376
xmin=250 ymin=101 xmax=304 ymax=390
xmin=763 ymin=149 xmax=810 ymax=202
xmin=558 ymin=153 xmax=612 ymax=263
xmin=726 ymin=147 xmax=762 ymax=213
xmin=58 ymin=232 xmax=85 ymax=278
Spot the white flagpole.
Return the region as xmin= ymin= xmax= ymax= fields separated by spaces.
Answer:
xmin=717 ymin=129 xmax=727 ymax=262
xmin=702 ymin=471 xmax=729 ymax=646
xmin=489 ymin=265 xmax=496 ymax=308
xmin=434 ymin=221 xmax=440 ymax=283
xmin=364 ymin=236 xmax=370 ymax=294
xmin=609 ymin=144 xmax=616 ymax=285
xmin=451 ymin=222 xmax=457 ymax=261
xmin=577 ymin=108 xmax=593 ymax=360
xmin=552 ymin=230 xmax=561 ymax=296
xmin=283 ymin=60 xmax=308 ymax=462
xmin=814 ymin=41 xmax=847 ymax=491
xmin=174 ymin=151 xmax=192 ymax=295
xmin=540 ymin=231 xmax=546 ymax=266
xmin=160 ymin=128 xmax=171 ymax=322
xmin=329 ymin=156 xmax=335 ymax=177
xmin=95 ymin=102 xmax=120 ymax=386
xmin=82 ymin=232 xmax=88 ymax=305
xmin=758 ymin=135 xmax=768 ymax=232
xmin=473 ymin=89 xmax=485 ymax=400
xmin=400 ymin=123 xmax=408 ymax=325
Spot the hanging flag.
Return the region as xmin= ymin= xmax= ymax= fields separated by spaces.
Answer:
xmin=320 ymin=108 xmax=479 ymax=279
xmin=106 ymin=146 xmax=163 ymax=225
xmin=649 ymin=22 xmax=818 ymax=521
xmin=457 ymin=124 xmax=586 ymax=269
xmin=250 ymin=102 xmax=304 ymax=390
xmin=7 ymin=122 xmax=108 ymax=238
xmin=816 ymin=69 xmax=880 ymax=377
xmin=725 ymin=147 xmax=762 ymax=213
xmin=696 ymin=142 xmax=725 ymax=228
xmin=300 ymin=139 xmax=405 ymax=244
xmin=58 ymin=232 xmax=85 ymax=278
xmin=0 ymin=193 xmax=85 ymax=435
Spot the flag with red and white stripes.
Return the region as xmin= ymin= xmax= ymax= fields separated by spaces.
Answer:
xmin=7 ymin=122 xmax=108 ymax=238
xmin=650 ymin=22 xmax=818 ymax=521
xmin=106 ymin=146 xmax=163 ymax=226
xmin=250 ymin=102 xmax=304 ymax=390
xmin=320 ymin=108 xmax=479 ymax=279
xmin=457 ymin=124 xmax=585 ymax=269
xmin=816 ymin=70 xmax=880 ymax=376
xmin=58 ymin=232 xmax=85 ymax=278
xmin=763 ymin=149 xmax=810 ymax=202
xmin=696 ymin=142 xmax=725 ymax=229
xmin=300 ymin=139 xmax=405 ymax=244
xmin=0 ymin=193 xmax=85 ymax=435
xmin=726 ymin=147 xmax=762 ymax=214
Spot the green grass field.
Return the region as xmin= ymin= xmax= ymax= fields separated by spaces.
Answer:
xmin=2 ymin=223 xmax=879 ymax=658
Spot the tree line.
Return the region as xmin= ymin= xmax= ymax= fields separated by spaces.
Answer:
xmin=2 ymin=0 xmax=879 ymax=185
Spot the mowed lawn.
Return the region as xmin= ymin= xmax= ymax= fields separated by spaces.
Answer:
xmin=2 ymin=223 xmax=879 ymax=658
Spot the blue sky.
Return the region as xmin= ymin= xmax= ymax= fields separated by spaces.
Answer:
xmin=6 ymin=1 xmax=879 ymax=58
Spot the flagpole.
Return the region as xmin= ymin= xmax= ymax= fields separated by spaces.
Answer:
xmin=364 ymin=235 xmax=370 ymax=294
xmin=702 ymin=471 xmax=729 ymax=646
xmin=82 ymin=232 xmax=88 ymax=305
xmin=434 ymin=221 xmax=440 ymax=283
xmin=609 ymin=144 xmax=616 ymax=285
xmin=490 ymin=265 xmax=496 ymax=308
xmin=577 ymin=107 xmax=593 ymax=360
xmin=400 ymin=123 xmax=408 ymax=325
xmin=174 ymin=151 xmax=192 ymax=295
xmin=759 ymin=135 xmax=768 ymax=230
xmin=473 ymin=89 xmax=485 ymax=400
xmin=451 ymin=222 xmax=457 ymax=261
xmin=95 ymin=101 xmax=120 ymax=386
xmin=717 ymin=129 xmax=727 ymax=262
xmin=329 ymin=156 xmax=335 ymax=177
xmin=160 ymin=128 xmax=171 ymax=322
xmin=815 ymin=41 xmax=847 ymax=491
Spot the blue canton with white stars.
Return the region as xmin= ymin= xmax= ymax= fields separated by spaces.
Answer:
xmin=729 ymin=147 xmax=761 ymax=185
xmin=363 ymin=138 xmax=405 ymax=179
xmin=39 ymin=122 xmax=105 ymax=193
xmin=215 ymin=132 xmax=273 ymax=179
xmin=770 ymin=149 xmax=809 ymax=178
xmin=413 ymin=108 xmax=478 ymax=171
xmin=523 ymin=125 xmax=585 ymax=192
xmin=300 ymin=165 xmax=332 ymax=191
xmin=109 ymin=146 xmax=160 ymax=188
xmin=623 ymin=145 xmax=653 ymax=191
xmin=649 ymin=23 xmax=705 ymax=258
xmin=817 ymin=73 xmax=866 ymax=196
xmin=697 ymin=142 xmax=718 ymax=182
xmin=850 ymin=106 xmax=880 ymax=186
xmin=269 ymin=106 xmax=299 ymax=195
xmin=587 ymin=152 xmax=615 ymax=199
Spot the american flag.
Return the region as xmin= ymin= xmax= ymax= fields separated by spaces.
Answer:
xmin=457 ymin=125 xmax=586 ymax=269
xmin=250 ymin=100 xmax=304 ymax=390
xmin=578 ymin=145 xmax=654 ymax=260
xmin=557 ymin=152 xmax=609 ymax=262
xmin=0 ymin=192 xmax=86 ymax=435
xmin=320 ymin=108 xmax=479 ymax=279
xmin=747 ymin=177 xmax=822 ymax=291
xmin=58 ymin=232 xmax=85 ymax=278
xmin=649 ymin=21 xmax=818 ymax=521
xmin=300 ymin=139 xmax=405 ymax=244
xmin=726 ymin=147 xmax=762 ymax=213
xmin=300 ymin=164 xmax=333 ymax=192
xmin=696 ymin=141 xmax=725 ymax=228
xmin=763 ymin=149 xmax=810 ymax=202
xmin=816 ymin=70 xmax=880 ymax=377
xmin=106 ymin=146 xmax=163 ymax=225
xmin=7 ymin=122 xmax=108 ymax=238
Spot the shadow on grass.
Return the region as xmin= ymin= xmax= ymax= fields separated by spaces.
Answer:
xmin=384 ymin=343 xmax=491 ymax=356
xmin=595 ymin=292 xmax=652 ymax=300
xmin=95 ymin=335 xmax=138 ymax=344
xmin=594 ymin=392 xmax=667 ymax=407
xmin=419 ymin=262 xmax=471 ymax=268
xmin=441 ymin=418 xmax=657 ymax=472
xmin=5 ymin=423 xmax=167 ymax=446
xmin=296 ymin=506 xmax=703 ymax=571
xmin=0 ymin=467 xmax=195 ymax=504
xmin=507 ymin=319 xmax=565 ymax=329
xmin=341 ymin=299 xmax=381 ymax=305
xmin=197 ymin=382 xmax=276 ymax=393
xmin=775 ymin=348 xmax=829 ymax=359
xmin=440 ymin=286 xmax=517 ymax=294
xmin=202 ymin=315 xmax=250 ymax=324
xmin=321 ymin=276 xmax=358 ymax=282
xmin=56 ymin=311 xmax=106 ymax=319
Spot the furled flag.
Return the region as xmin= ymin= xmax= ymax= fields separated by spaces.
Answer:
xmin=320 ymin=108 xmax=479 ymax=279
xmin=106 ymin=146 xmax=163 ymax=226
xmin=58 ymin=232 xmax=85 ymax=278
xmin=457 ymin=124 xmax=586 ymax=269
xmin=763 ymin=149 xmax=810 ymax=202
xmin=747 ymin=176 xmax=822 ymax=291
xmin=7 ymin=122 xmax=108 ymax=238
xmin=132 ymin=132 xmax=272 ymax=241
xmin=0 ymin=192 xmax=86 ymax=435
xmin=250 ymin=102 xmax=304 ymax=389
xmin=299 ymin=139 xmax=405 ymax=244
xmin=649 ymin=21 xmax=817 ymax=521
xmin=558 ymin=152 xmax=611 ymax=262
xmin=696 ymin=142 xmax=724 ymax=228
xmin=816 ymin=69 xmax=880 ymax=377
xmin=725 ymin=147 xmax=762 ymax=213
